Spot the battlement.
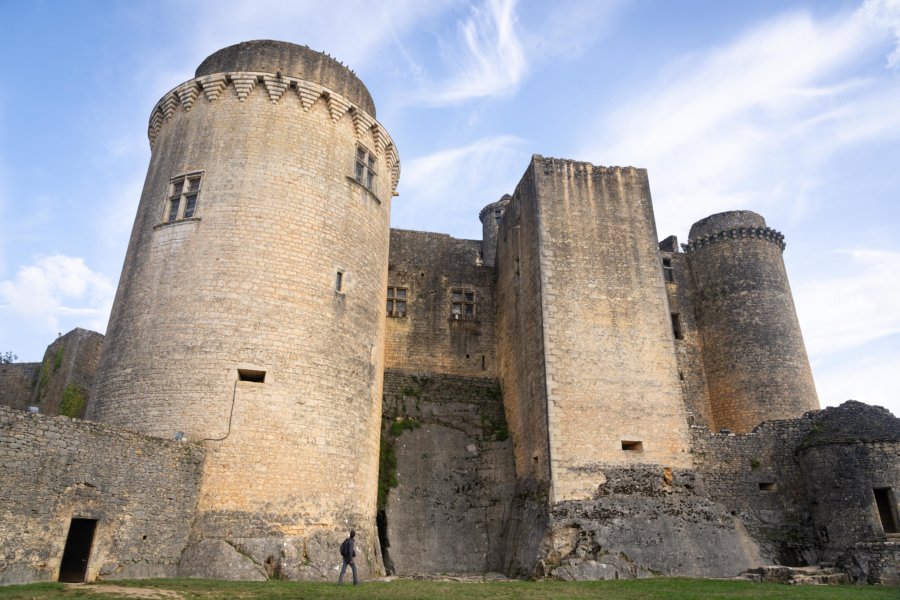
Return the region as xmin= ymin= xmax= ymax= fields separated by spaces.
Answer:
xmin=196 ymin=40 xmax=375 ymax=115
xmin=682 ymin=226 xmax=786 ymax=253
xmin=532 ymin=154 xmax=647 ymax=178
xmin=147 ymin=72 xmax=400 ymax=195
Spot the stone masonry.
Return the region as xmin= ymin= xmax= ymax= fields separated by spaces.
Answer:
xmin=0 ymin=39 xmax=897 ymax=586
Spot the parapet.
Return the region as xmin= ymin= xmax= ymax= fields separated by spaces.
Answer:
xmin=196 ymin=40 xmax=375 ymax=116
xmin=684 ymin=210 xmax=785 ymax=253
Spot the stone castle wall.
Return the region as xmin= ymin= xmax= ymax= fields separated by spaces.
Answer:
xmin=658 ymin=241 xmax=714 ymax=430
xmin=685 ymin=211 xmax=818 ymax=432
xmin=0 ymin=406 xmax=203 ymax=585
xmin=495 ymin=162 xmax=552 ymax=486
xmin=87 ymin=41 xmax=399 ymax=579
xmin=526 ymin=157 xmax=692 ymax=502
xmin=380 ymin=371 xmax=515 ymax=575
xmin=385 ymin=230 xmax=497 ymax=377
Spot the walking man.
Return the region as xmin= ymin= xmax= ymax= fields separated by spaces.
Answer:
xmin=338 ymin=529 xmax=358 ymax=585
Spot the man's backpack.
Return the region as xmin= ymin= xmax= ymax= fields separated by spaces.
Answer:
xmin=340 ymin=537 xmax=351 ymax=559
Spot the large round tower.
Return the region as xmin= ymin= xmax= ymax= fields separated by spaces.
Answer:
xmin=88 ymin=40 xmax=399 ymax=579
xmin=684 ymin=211 xmax=818 ymax=433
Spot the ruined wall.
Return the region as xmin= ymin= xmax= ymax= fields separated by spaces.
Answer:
xmin=0 ymin=362 xmax=38 ymax=410
xmin=0 ymin=405 xmax=203 ymax=585
xmin=88 ymin=40 xmax=400 ymax=580
xmin=686 ymin=211 xmax=818 ymax=433
xmin=518 ymin=467 xmax=763 ymax=580
xmin=658 ymin=238 xmax=714 ymax=430
xmin=692 ymin=418 xmax=818 ymax=566
xmin=528 ymin=157 xmax=691 ymax=502
xmin=33 ymin=329 xmax=103 ymax=417
xmin=796 ymin=402 xmax=900 ymax=584
xmin=379 ymin=371 xmax=515 ymax=575
xmin=385 ymin=230 xmax=496 ymax=377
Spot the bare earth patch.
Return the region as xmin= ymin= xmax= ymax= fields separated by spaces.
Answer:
xmin=65 ymin=584 xmax=183 ymax=599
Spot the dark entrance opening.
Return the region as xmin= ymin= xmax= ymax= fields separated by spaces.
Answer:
xmin=376 ymin=509 xmax=394 ymax=575
xmin=874 ymin=488 xmax=898 ymax=534
xmin=58 ymin=518 xmax=98 ymax=582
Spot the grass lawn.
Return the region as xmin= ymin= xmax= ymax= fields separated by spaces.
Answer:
xmin=0 ymin=578 xmax=898 ymax=600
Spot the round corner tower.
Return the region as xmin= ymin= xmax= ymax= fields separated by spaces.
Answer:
xmin=684 ymin=210 xmax=818 ymax=433
xmin=88 ymin=40 xmax=399 ymax=578
xmin=478 ymin=194 xmax=511 ymax=267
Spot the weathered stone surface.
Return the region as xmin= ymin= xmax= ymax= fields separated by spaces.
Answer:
xmin=178 ymin=539 xmax=266 ymax=581
xmin=381 ymin=371 xmax=515 ymax=575
xmin=0 ymin=406 xmax=203 ymax=585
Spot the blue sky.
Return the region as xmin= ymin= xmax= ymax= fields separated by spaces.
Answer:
xmin=1 ymin=0 xmax=899 ymax=416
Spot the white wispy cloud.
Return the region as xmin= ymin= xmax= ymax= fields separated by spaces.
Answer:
xmin=0 ymin=254 xmax=115 ymax=335
xmin=182 ymin=0 xmax=456 ymax=74
xmin=861 ymin=0 xmax=900 ymax=68
xmin=415 ymin=0 xmax=527 ymax=105
xmin=811 ymin=339 xmax=900 ymax=409
xmin=393 ymin=135 xmax=527 ymax=237
xmin=579 ymin=3 xmax=900 ymax=237
xmin=795 ymin=249 xmax=900 ymax=356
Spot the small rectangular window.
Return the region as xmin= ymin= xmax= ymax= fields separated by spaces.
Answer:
xmin=335 ymin=271 xmax=344 ymax=292
xmin=355 ymin=145 xmax=376 ymax=191
xmin=387 ymin=286 xmax=408 ymax=317
xmin=237 ymin=369 xmax=266 ymax=383
xmin=451 ymin=287 xmax=476 ymax=320
xmin=621 ymin=440 xmax=643 ymax=452
xmin=671 ymin=313 xmax=684 ymax=340
xmin=759 ymin=482 xmax=777 ymax=492
xmin=164 ymin=173 xmax=203 ymax=223
xmin=183 ymin=194 xmax=197 ymax=218
xmin=874 ymin=488 xmax=898 ymax=534
xmin=168 ymin=198 xmax=180 ymax=222
xmin=662 ymin=257 xmax=675 ymax=283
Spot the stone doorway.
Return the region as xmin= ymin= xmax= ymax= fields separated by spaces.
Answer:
xmin=58 ymin=518 xmax=98 ymax=582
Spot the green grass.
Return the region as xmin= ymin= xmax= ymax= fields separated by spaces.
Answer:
xmin=0 ymin=578 xmax=897 ymax=600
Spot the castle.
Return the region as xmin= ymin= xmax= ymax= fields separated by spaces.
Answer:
xmin=1 ymin=40 xmax=898 ymax=586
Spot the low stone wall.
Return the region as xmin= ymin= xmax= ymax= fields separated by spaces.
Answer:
xmin=0 ymin=406 xmax=203 ymax=585
xmin=380 ymin=370 xmax=515 ymax=575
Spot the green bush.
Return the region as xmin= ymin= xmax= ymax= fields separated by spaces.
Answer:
xmin=59 ymin=385 xmax=87 ymax=418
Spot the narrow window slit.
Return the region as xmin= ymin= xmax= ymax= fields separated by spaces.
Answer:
xmin=238 ymin=369 xmax=266 ymax=383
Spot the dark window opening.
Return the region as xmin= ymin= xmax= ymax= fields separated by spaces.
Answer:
xmin=386 ymin=286 xmax=407 ymax=317
xmin=164 ymin=173 xmax=202 ymax=223
xmin=874 ymin=488 xmax=898 ymax=534
xmin=621 ymin=440 xmax=643 ymax=452
xmin=238 ymin=369 xmax=266 ymax=383
xmin=355 ymin=145 xmax=376 ymax=191
xmin=58 ymin=518 xmax=97 ymax=583
xmin=451 ymin=287 xmax=476 ymax=320
xmin=671 ymin=313 xmax=684 ymax=340
xmin=662 ymin=257 xmax=675 ymax=282
xmin=482 ymin=355 xmax=486 ymax=370
xmin=759 ymin=482 xmax=777 ymax=492
xmin=335 ymin=271 xmax=344 ymax=292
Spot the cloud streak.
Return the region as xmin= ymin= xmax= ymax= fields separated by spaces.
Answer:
xmin=579 ymin=3 xmax=900 ymax=237
xmin=393 ymin=135 xmax=527 ymax=237
xmin=0 ymin=254 xmax=115 ymax=335
xmin=414 ymin=0 xmax=527 ymax=105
